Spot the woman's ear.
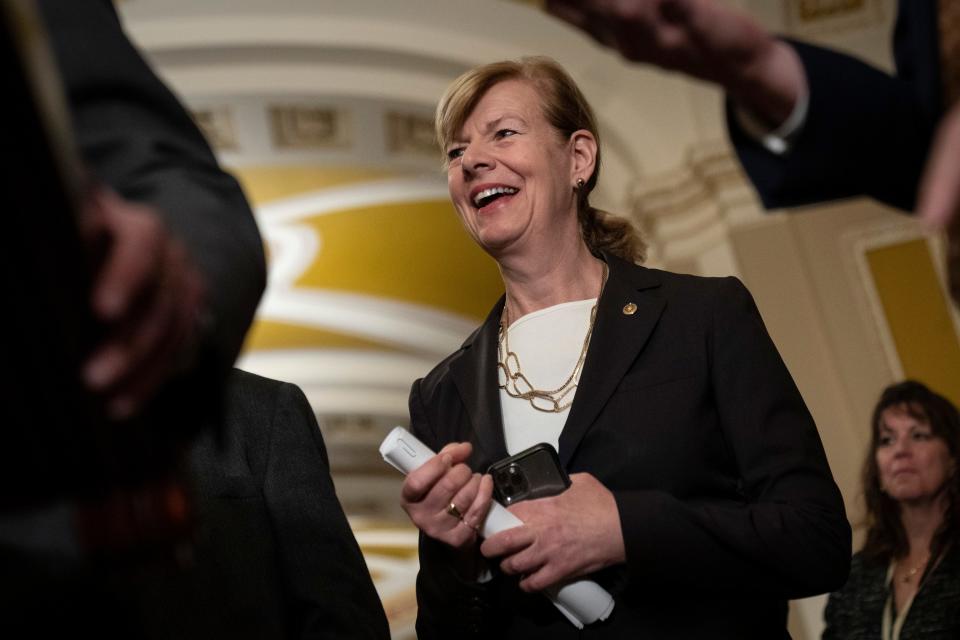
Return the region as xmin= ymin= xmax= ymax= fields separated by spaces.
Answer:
xmin=569 ymin=129 xmax=598 ymax=185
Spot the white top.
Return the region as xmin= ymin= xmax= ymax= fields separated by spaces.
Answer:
xmin=499 ymin=298 xmax=596 ymax=456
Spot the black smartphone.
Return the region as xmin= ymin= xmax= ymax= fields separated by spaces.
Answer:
xmin=488 ymin=443 xmax=570 ymax=506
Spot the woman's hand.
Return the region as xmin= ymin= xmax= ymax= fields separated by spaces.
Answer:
xmin=401 ymin=441 xmax=494 ymax=549
xmin=480 ymin=472 xmax=625 ymax=592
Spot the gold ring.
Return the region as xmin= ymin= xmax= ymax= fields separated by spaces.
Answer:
xmin=446 ymin=502 xmax=463 ymax=520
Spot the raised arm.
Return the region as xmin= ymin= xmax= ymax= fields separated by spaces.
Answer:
xmin=39 ymin=0 xmax=266 ymax=415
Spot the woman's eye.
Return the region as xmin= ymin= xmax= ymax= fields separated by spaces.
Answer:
xmin=495 ymin=129 xmax=517 ymax=139
xmin=446 ymin=147 xmax=464 ymax=160
xmin=912 ymin=431 xmax=933 ymax=441
xmin=878 ymin=435 xmax=893 ymax=446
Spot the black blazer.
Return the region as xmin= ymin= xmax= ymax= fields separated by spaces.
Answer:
xmin=410 ymin=255 xmax=851 ymax=639
xmin=0 ymin=371 xmax=390 ymax=639
xmin=185 ymin=370 xmax=390 ymax=640
xmin=823 ymin=547 xmax=960 ymax=639
xmin=728 ymin=0 xmax=942 ymax=212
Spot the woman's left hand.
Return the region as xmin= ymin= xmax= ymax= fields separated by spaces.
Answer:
xmin=479 ymin=472 xmax=625 ymax=592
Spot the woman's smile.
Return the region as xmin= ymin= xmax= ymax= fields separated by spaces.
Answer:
xmin=470 ymin=182 xmax=521 ymax=214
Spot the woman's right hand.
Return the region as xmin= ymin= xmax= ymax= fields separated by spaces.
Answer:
xmin=400 ymin=441 xmax=494 ymax=549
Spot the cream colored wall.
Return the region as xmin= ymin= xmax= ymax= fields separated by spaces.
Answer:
xmin=726 ymin=199 xmax=960 ymax=638
xmin=727 ymin=204 xmax=884 ymax=638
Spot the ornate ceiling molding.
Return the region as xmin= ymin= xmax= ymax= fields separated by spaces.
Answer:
xmin=630 ymin=140 xmax=764 ymax=267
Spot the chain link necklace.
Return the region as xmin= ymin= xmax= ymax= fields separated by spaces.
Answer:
xmin=497 ymin=263 xmax=608 ymax=413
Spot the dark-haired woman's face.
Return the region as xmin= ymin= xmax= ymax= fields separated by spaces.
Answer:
xmin=876 ymin=405 xmax=954 ymax=506
xmin=444 ymin=79 xmax=578 ymax=257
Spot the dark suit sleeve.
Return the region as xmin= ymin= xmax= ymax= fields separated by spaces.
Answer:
xmin=613 ymin=277 xmax=851 ymax=598
xmin=264 ymin=383 xmax=390 ymax=640
xmin=727 ymin=39 xmax=936 ymax=212
xmin=38 ymin=0 xmax=266 ymax=376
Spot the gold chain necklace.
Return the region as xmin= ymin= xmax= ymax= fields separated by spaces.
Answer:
xmin=898 ymin=555 xmax=929 ymax=584
xmin=497 ymin=263 xmax=608 ymax=413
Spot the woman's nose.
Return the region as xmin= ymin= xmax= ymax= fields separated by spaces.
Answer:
xmin=891 ymin=438 xmax=912 ymax=456
xmin=462 ymin=144 xmax=494 ymax=175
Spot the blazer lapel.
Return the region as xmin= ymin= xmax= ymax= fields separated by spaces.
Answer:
xmin=449 ymin=296 xmax=510 ymax=465
xmin=558 ymin=256 xmax=665 ymax=467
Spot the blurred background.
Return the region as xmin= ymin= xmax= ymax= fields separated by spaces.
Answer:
xmin=113 ymin=0 xmax=959 ymax=637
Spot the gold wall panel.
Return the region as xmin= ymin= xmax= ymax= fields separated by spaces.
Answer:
xmin=231 ymin=165 xmax=503 ymax=353
xmin=293 ymin=200 xmax=503 ymax=319
xmin=796 ymin=0 xmax=864 ymax=21
xmin=244 ymin=320 xmax=394 ymax=352
xmin=783 ymin=0 xmax=885 ymax=33
xmin=236 ymin=166 xmax=398 ymax=204
xmin=867 ymin=238 xmax=960 ymax=406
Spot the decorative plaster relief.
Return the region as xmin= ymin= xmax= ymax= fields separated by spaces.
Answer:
xmin=269 ymin=104 xmax=351 ymax=150
xmin=631 ymin=140 xmax=762 ymax=269
xmin=385 ymin=111 xmax=437 ymax=157
xmin=191 ymin=106 xmax=238 ymax=150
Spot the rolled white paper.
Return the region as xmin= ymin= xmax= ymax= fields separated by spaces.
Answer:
xmin=379 ymin=426 xmax=615 ymax=628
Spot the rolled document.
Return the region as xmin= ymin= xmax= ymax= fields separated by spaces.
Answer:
xmin=379 ymin=426 xmax=615 ymax=629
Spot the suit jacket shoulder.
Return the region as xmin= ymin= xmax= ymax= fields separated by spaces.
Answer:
xmin=191 ymin=370 xmax=390 ymax=639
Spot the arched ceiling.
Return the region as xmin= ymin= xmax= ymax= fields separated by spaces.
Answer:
xmin=113 ymin=0 xmax=896 ymax=419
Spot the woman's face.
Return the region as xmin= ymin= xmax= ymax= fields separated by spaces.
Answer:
xmin=445 ymin=79 xmax=586 ymax=258
xmin=875 ymin=405 xmax=954 ymax=506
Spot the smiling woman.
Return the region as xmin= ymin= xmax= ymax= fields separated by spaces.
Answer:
xmin=444 ymin=78 xmax=588 ymax=259
xmin=397 ymin=56 xmax=851 ymax=639
xmin=824 ymin=380 xmax=960 ymax=639
xmin=436 ymin=58 xmax=643 ymax=266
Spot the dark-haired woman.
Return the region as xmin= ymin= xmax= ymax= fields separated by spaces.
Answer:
xmin=824 ymin=380 xmax=960 ymax=639
xmin=398 ymin=56 xmax=850 ymax=638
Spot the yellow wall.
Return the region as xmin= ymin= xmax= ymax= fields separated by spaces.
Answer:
xmin=232 ymin=165 xmax=504 ymax=353
xmin=867 ymin=238 xmax=960 ymax=406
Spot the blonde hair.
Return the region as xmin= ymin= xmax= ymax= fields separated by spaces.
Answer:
xmin=436 ymin=56 xmax=645 ymax=264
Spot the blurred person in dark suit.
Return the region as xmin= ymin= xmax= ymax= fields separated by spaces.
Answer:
xmin=1 ymin=0 xmax=264 ymax=636
xmin=46 ymin=0 xmax=266 ymax=419
xmin=185 ymin=370 xmax=390 ymax=640
xmin=547 ymin=0 xmax=960 ymax=301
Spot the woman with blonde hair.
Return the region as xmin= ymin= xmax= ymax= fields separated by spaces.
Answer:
xmin=400 ymin=56 xmax=850 ymax=638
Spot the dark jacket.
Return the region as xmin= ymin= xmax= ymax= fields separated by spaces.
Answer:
xmin=411 ymin=254 xmax=851 ymax=638
xmin=187 ymin=370 xmax=391 ymax=640
xmin=823 ymin=546 xmax=960 ymax=639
